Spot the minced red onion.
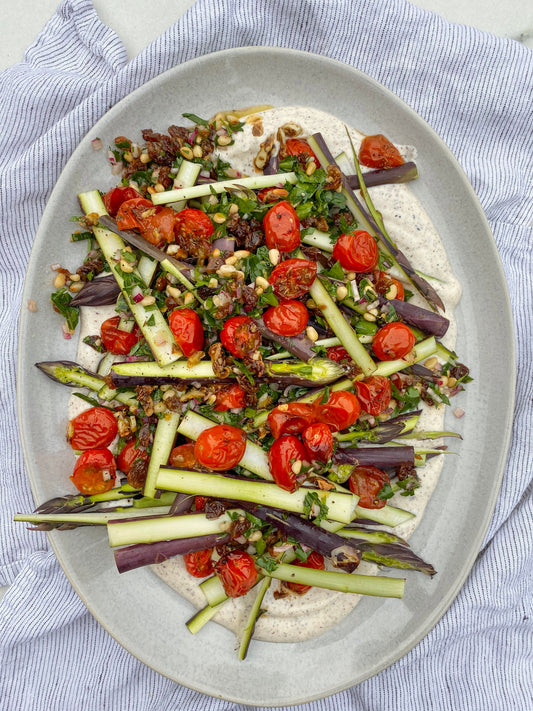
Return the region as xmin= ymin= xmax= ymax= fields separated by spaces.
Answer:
xmin=50 ymin=263 xmax=61 ymax=271
xmin=91 ymin=138 xmax=103 ymax=151
xmin=131 ymin=286 xmax=144 ymax=303
xmin=453 ymin=407 xmax=465 ymax=418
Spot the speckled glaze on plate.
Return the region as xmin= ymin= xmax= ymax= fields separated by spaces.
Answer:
xmin=17 ymin=48 xmax=514 ymax=706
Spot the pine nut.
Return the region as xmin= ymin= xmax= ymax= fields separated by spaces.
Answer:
xmin=53 ymin=273 xmax=66 ymax=289
xmin=368 ymin=307 xmax=379 ymax=317
xmin=363 ymin=312 xmax=376 ymax=322
xmin=140 ymin=295 xmax=156 ymax=306
xmin=166 ymin=244 xmax=179 ymax=255
xmin=192 ymin=145 xmax=203 ymax=158
xmin=306 ymin=298 xmax=316 ymax=309
xmin=166 ymin=285 xmax=181 ymax=300
xmin=69 ymin=273 xmax=81 ymax=282
xmin=447 ymin=377 xmax=457 ymax=388
xmin=180 ymin=145 xmax=194 ymax=160
xmin=211 ymin=248 xmax=221 ymax=258
xmin=255 ymin=276 xmax=270 ymax=289
xmin=346 ymin=271 xmax=356 ymax=281
xmin=217 ymin=135 xmax=232 ymax=146
xmin=208 ymin=278 xmax=219 ymax=288
xmin=213 ymin=213 xmax=226 ymax=224
xmin=233 ymin=250 xmax=250 ymax=260
xmin=248 ymin=531 xmax=262 ymax=542
xmin=183 ymin=292 xmax=195 ymax=305
xmin=255 ymin=287 xmax=264 ymax=296
xmin=123 ymin=151 xmax=133 ymax=163
xmin=424 ymin=356 xmax=439 ymax=370
xmin=268 ymin=248 xmax=280 ymax=266
xmin=385 ymin=283 xmax=398 ymax=299
xmin=336 ymin=285 xmax=348 ymax=301
xmin=154 ymin=183 xmax=165 ymax=193
xmin=120 ymin=259 xmax=135 ymax=273
xmin=291 ymin=460 xmax=302 ymax=475
xmin=225 ymin=255 xmax=238 ymax=266
xmin=306 ymin=161 xmax=317 ymax=176
xmin=140 ymin=152 xmax=150 ymax=163
xmin=229 ymin=203 xmax=239 ymax=215
xmin=306 ymin=326 xmax=319 ymax=342
xmin=69 ymin=282 xmax=84 ymax=293
xmin=217 ymin=264 xmax=236 ymax=277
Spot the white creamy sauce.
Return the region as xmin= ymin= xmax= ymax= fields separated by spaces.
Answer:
xmin=73 ymin=106 xmax=461 ymax=644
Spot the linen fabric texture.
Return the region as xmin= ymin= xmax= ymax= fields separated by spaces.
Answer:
xmin=1 ymin=1 xmax=532 ymax=709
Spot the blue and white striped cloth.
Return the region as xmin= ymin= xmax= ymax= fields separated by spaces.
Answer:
xmin=1 ymin=1 xmax=532 ymax=708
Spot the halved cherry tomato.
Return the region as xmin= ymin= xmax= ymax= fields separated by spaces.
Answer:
xmin=173 ymin=208 xmax=214 ymax=258
xmin=220 ymin=315 xmax=261 ymax=358
xmin=263 ymin=201 xmax=301 ymax=252
xmin=373 ymin=270 xmax=405 ymax=301
xmin=263 ymin=300 xmax=309 ymax=336
xmin=268 ymin=258 xmax=317 ymax=300
xmin=285 ymin=550 xmax=325 ymax=594
xmin=194 ymin=424 xmax=247 ymax=471
xmin=117 ymin=438 xmax=149 ymax=474
xmin=214 ymin=384 xmax=247 ymax=412
xmin=115 ymin=197 xmax=153 ymax=230
xmin=67 ymin=407 xmax=118 ymax=451
xmin=102 ymin=186 xmax=139 ymax=217
xmin=326 ymin=345 xmax=351 ymax=363
xmin=268 ymin=435 xmax=308 ymax=492
xmin=70 ymin=448 xmax=117 ymax=495
xmin=214 ymin=550 xmax=258 ymax=598
xmin=168 ymin=307 xmax=204 ymax=357
xmin=372 ymin=322 xmax=416 ymax=361
xmin=315 ymin=391 xmax=361 ymax=432
xmin=301 ymin=422 xmax=334 ymax=463
xmin=184 ymin=548 xmax=214 ymax=578
xmin=332 ymin=230 xmax=379 ymax=272
xmin=267 ymin=402 xmax=316 ymax=439
xmin=257 ymin=187 xmax=289 ymax=204
xmin=355 ymin=375 xmax=392 ymax=416
xmin=359 ymin=134 xmax=404 ymax=169
xmin=285 ymin=138 xmax=319 ymax=165
xmin=348 ymin=465 xmax=390 ymax=508
xmin=194 ymin=495 xmax=208 ymax=511
xmin=100 ymin=316 xmax=141 ymax=355
xmin=169 ymin=442 xmax=198 ymax=469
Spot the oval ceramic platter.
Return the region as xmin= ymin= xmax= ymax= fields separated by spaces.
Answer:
xmin=17 ymin=48 xmax=515 ymax=705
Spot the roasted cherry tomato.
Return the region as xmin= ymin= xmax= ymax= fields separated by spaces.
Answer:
xmin=359 ymin=134 xmax=404 ymax=169
xmin=285 ymin=138 xmax=319 ymax=165
xmin=169 ymin=442 xmax=198 ymax=469
xmin=102 ymin=186 xmax=139 ymax=217
xmin=67 ymin=407 xmax=118 ymax=451
xmin=326 ymin=345 xmax=351 ymax=363
xmin=268 ymin=435 xmax=308 ymax=492
xmin=184 ymin=548 xmax=214 ymax=578
xmin=301 ymin=423 xmax=334 ymax=463
xmin=214 ymin=384 xmax=247 ymax=412
xmin=372 ymin=322 xmax=416 ymax=361
xmin=100 ymin=316 xmax=141 ymax=355
xmin=117 ymin=438 xmax=149 ymax=475
xmin=267 ymin=402 xmax=316 ymax=439
xmin=355 ymin=375 xmax=392 ymax=416
xmin=115 ymin=197 xmax=153 ymax=230
xmin=214 ymin=550 xmax=258 ymax=598
xmin=173 ymin=208 xmax=214 ymax=258
xmin=263 ymin=300 xmax=309 ymax=337
xmin=168 ymin=307 xmax=204 ymax=356
xmin=348 ymin=465 xmax=390 ymax=508
xmin=315 ymin=390 xmax=361 ymax=432
xmin=70 ymin=448 xmax=117 ymax=495
xmin=220 ymin=315 xmax=261 ymax=358
xmin=285 ymin=550 xmax=325 ymax=594
xmin=332 ymin=230 xmax=379 ymax=272
xmin=373 ymin=270 xmax=405 ymax=301
xmin=268 ymin=258 xmax=317 ymax=300
xmin=194 ymin=424 xmax=247 ymax=471
xmin=194 ymin=495 xmax=208 ymax=511
xmin=257 ymin=187 xmax=289 ymax=204
xmin=263 ymin=201 xmax=301 ymax=253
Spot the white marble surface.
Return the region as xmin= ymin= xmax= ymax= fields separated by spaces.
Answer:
xmin=0 ymin=0 xmax=532 ymax=71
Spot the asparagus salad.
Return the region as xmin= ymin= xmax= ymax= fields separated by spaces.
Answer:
xmin=17 ymin=106 xmax=471 ymax=656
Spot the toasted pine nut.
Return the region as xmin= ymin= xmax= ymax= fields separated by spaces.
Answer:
xmin=211 ymin=248 xmax=221 ymax=258
xmin=385 ymin=283 xmax=398 ymax=299
xmin=233 ymin=250 xmax=250 ymax=260
xmin=69 ymin=273 xmax=81 ymax=282
xmin=53 ymin=273 xmax=67 ymax=289
xmin=213 ymin=213 xmax=226 ymax=224
xmin=268 ymin=248 xmax=280 ymax=266
xmin=192 ymin=145 xmax=203 ymax=158
xmin=255 ymin=276 xmax=270 ymax=289
xmin=140 ymin=295 xmax=156 ymax=306
xmin=140 ymin=152 xmax=150 ymax=163
xmin=69 ymin=282 xmax=84 ymax=293
xmin=291 ymin=460 xmax=302 ymax=475
xmin=447 ymin=377 xmax=457 ymax=388
xmin=306 ymin=161 xmax=317 ymax=176
xmin=217 ymin=264 xmax=236 ymax=277
xmin=363 ymin=312 xmax=377 ymax=322
xmin=180 ymin=145 xmax=194 ymax=160
xmin=336 ymin=285 xmax=348 ymax=301
xmin=217 ymin=135 xmax=232 ymax=146
xmin=248 ymin=530 xmax=263 ymax=542
xmin=346 ymin=271 xmax=356 ymax=281
xmin=306 ymin=326 xmax=319 ymax=342
xmin=166 ymin=285 xmax=181 ymax=300
xmin=424 ymin=356 xmax=439 ymax=370
xmin=154 ymin=183 xmax=165 ymax=193
xmin=225 ymin=255 xmax=238 ymax=266
xmin=183 ymin=292 xmax=195 ymax=306
xmin=208 ymin=278 xmax=219 ymax=288
xmin=229 ymin=203 xmax=239 ymax=215
xmin=120 ymin=259 xmax=135 ymax=273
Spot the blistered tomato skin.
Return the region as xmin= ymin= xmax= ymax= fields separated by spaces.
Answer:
xmin=169 ymin=443 xmax=198 ymax=469
xmin=268 ymin=258 xmax=317 ymax=300
xmin=173 ymin=208 xmax=214 ymax=257
xmin=70 ymin=448 xmax=117 ymax=495
xmin=359 ymin=134 xmax=404 ymax=169
xmin=332 ymin=231 xmax=379 ymax=273
xmin=263 ymin=300 xmax=309 ymax=337
xmin=326 ymin=345 xmax=351 ymax=363
xmin=100 ymin=316 xmax=141 ymax=355
xmin=373 ymin=270 xmax=405 ymax=301
xmin=372 ymin=322 xmax=416 ymax=361
xmin=117 ymin=439 xmax=149 ymax=475
xmin=213 ymin=384 xmax=247 ymax=412
xmin=194 ymin=424 xmax=247 ymax=471
xmin=301 ymin=423 xmax=334 ymax=463
xmin=168 ymin=308 xmax=204 ymax=356
xmin=268 ymin=435 xmax=308 ymax=492
xmin=285 ymin=138 xmax=319 ymax=165
xmin=263 ymin=201 xmax=301 ymax=252
xmin=220 ymin=316 xmax=261 ymax=358
xmin=355 ymin=376 xmax=392 ymax=416
xmin=102 ymin=186 xmax=139 ymax=217
xmin=315 ymin=391 xmax=361 ymax=432
xmin=184 ymin=548 xmax=214 ymax=578
xmin=267 ymin=402 xmax=316 ymax=439
xmin=67 ymin=407 xmax=118 ymax=450
xmin=348 ymin=465 xmax=390 ymax=509
xmin=214 ymin=550 xmax=258 ymax=598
